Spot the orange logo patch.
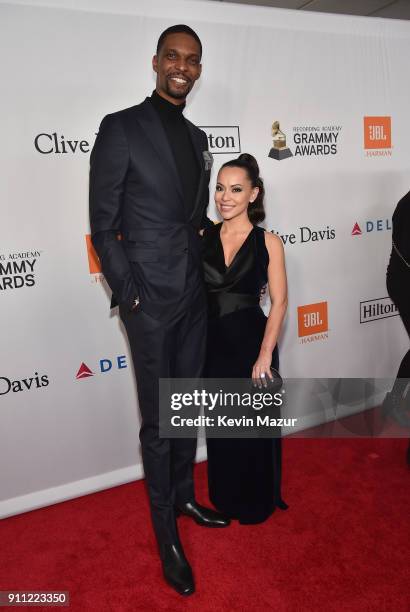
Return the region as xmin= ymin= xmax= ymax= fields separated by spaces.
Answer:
xmin=298 ymin=302 xmax=328 ymax=337
xmin=364 ymin=117 xmax=391 ymax=149
xmin=85 ymin=234 xmax=101 ymax=274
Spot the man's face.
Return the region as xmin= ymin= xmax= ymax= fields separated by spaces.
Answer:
xmin=153 ymin=32 xmax=202 ymax=104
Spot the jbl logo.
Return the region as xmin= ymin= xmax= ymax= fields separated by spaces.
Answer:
xmin=298 ymin=302 xmax=328 ymax=337
xmin=364 ymin=117 xmax=391 ymax=149
xmin=369 ymin=125 xmax=386 ymax=141
xmin=304 ymin=312 xmax=322 ymax=328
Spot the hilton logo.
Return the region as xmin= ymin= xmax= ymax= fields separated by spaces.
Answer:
xmin=360 ymin=297 xmax=399 ymax=323
xmin=199 ymin=127 xmax=241 ymax=154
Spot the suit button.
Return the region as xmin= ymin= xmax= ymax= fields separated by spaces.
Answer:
xmin=183 ymin=247 xmax=188 ymax=253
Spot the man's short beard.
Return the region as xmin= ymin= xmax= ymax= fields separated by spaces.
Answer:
xmin=165 ymin=81 xmax=191 ymax=100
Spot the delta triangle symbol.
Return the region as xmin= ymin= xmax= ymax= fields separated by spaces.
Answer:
xmin=76 ymin=362 xmax=94 ymax=379
xmin=352 ymin=222 xmax=362 ymax=236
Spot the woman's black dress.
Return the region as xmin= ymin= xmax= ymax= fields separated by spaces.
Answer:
xmin=202 ymin=223 xmax=286 ymax=524
xmin=386 ymin=191 xmax=410 ymax=463
xmin=386 ymin=190 xmax=410 ymax=377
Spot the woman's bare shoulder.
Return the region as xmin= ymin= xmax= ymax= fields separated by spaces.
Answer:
xmin=263 ymin=230 xmax=284 ymax=252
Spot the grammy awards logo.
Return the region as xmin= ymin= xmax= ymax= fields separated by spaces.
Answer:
xmin=268 ymin=121 xmax=293 ymax=161
xmin=0 ymin=249 xmax=43 ymax=291
xmin=268 ymin=119 xmax=342 ymax=159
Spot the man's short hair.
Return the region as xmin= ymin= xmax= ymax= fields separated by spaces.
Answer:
xmin=156 ymin=24 xmax=202 ymax=59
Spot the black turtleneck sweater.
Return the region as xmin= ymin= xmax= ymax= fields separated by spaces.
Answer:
xmin=149 ymin=90 xmax=200 ymax=218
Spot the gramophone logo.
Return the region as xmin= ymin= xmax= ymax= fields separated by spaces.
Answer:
xmin=268 ymin=121 xmax=293 ymax=161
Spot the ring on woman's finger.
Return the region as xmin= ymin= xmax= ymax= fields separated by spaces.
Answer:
xmin=260 ymin=372 xmax=266 ymax=378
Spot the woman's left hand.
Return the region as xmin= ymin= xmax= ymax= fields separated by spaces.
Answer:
xmin=252 ymin=353 xmax=272 ymax=388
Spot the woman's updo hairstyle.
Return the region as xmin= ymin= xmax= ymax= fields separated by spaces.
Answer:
xmin=220 ymin=153 xmax=265 ymax=223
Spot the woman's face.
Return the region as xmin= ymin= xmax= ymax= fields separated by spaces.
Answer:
xmin=215 ymin=166 xmax=258 ymax=221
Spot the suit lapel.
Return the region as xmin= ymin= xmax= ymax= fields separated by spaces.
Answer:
xmin=135 ymin=99 xmax=184 ymax=204
xmin=185 ymin=120 xmax=206 ymax=222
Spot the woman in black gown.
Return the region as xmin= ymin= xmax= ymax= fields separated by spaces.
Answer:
xmin=202 ymin=154 xmax=288 ymax=524
xmin=384 ymin=190 xmax=410 ymax=463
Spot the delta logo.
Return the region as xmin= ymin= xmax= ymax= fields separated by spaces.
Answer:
xmin=351 ymin=218 xmax=392 ymax=236
xmin=363 ymin=117 xmax=392 ymax=157
xmin=76 ymin=363 xmax=94 ymax=379
xmin=297 ymin=302 xmax=329 ymax=343
xmin=75 ymin=355 xmax=128 ymax=380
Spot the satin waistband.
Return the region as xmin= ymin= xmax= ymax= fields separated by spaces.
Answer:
xmin=207 ymin=292 xmax=260 ymax=318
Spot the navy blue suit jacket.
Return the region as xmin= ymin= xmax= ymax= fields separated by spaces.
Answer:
xmin=89 ymin=98 xmax=212 ymax=318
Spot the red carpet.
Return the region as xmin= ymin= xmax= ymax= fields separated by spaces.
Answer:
xmin=2 ymin=439 xmax=409 ymax=611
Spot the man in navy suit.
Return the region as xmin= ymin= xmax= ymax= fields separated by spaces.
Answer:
xmin=89 ymin=25 xmax=229 ymax=596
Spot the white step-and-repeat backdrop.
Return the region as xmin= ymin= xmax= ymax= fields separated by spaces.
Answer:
xmin=1 ymin=0 xmax=409 ymax=517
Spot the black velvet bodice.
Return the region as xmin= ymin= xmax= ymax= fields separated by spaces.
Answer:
xmin=202 ymin=223 xmax=269 ymax=318
xmin=392 ymin=190 xmax=410 ymax=263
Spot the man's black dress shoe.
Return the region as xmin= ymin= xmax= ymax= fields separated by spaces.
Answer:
xmin=176 ymin=501 xmax=231 ymax=527
xmin=160 ymin=542 xmax=195 ymax=596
